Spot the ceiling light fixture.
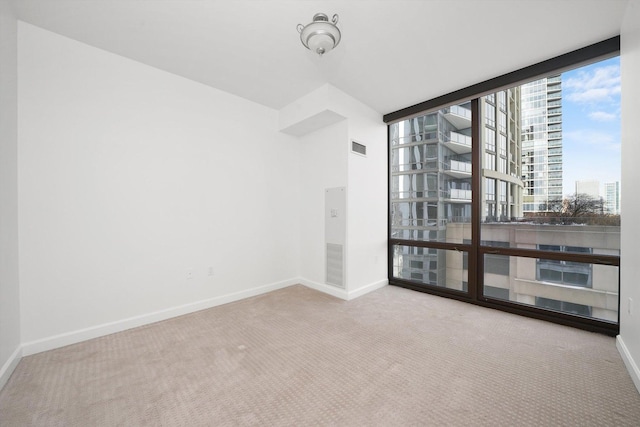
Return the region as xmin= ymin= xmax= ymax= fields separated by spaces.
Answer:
xmin=297 ymin=13 xmax=341 ymax=56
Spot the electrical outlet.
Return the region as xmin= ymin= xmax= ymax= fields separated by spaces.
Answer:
xmin=186 ymin=269 xmax=193 ymax=280
xmin=629 ymin=298 xmax=634 ymax=316
xmin=208 ymin=267 xmax=214 ymax=277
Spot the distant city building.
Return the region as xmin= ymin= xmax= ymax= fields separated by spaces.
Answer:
xmin=576 ymin=180 xmax=600 ymax=199
xmin=604 ymin=181 xmax=620 ymax=215
xmin=520 ymin=75 xmax=563 ymax=215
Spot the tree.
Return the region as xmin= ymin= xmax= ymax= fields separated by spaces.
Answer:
xmin=540 ymin=193 xmax=610 ymax=225
xmin=562 ymin=193 xmax=604 ymax=217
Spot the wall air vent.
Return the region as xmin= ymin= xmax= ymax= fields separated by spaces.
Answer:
xmin=326 ymin=243 xmax=345 ymax=288
xmin=351 ymin=140 xmax=367 ymax=156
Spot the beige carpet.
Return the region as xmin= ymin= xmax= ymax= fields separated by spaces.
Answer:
xmin=1 ymin=284 xmax=639 ymax=426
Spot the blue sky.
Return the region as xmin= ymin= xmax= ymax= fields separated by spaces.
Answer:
xmin=560 ymin=56 xmax=621 ymax=197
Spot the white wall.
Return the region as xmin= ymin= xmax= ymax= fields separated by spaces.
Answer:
xmin=17 ymin=22 xmax=301 ymax=353
xmin=0 ymin=0 xmax=21 ymax=388
xmin=618 ymin=0 xmax=640 ymax=393
xmin=298 ymin=119 xmax=349 ymax=293
xmin=339 ymin=93 xmax=388 ymax=296
xmin=288 ymin=85 xmax=387 ymax=299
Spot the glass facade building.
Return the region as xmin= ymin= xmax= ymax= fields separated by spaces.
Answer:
xmin=520 ymin=75 xmax=563 ymax=215
xmin=605 ymin=181 xmax=620 ymax=215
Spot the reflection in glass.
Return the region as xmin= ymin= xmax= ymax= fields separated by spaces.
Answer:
xmin=393 ymin=245 xmax=467 ymax=291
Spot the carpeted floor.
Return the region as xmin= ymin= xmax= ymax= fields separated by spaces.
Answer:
xmin=1 ymin=284 xmax=639 ymax=426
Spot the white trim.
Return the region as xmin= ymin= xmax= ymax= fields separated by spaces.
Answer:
xmin=347 ymin=279 xmax=388 ymax=300
xmin=617 ymin=335 xmax=640 ymax=394
xmin=298 ymin=277 xmax=387 ymax=301
xmin=298 ymin=278 xmax=349 ymax=300
xmin=0 ymin=345 xmax=22 ymax=391
xmin=21 ymin=278 xmax=297 ymax=356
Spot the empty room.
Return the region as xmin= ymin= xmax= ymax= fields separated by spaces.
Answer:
xmin=1 ymin=0 xmax=640 ymax=425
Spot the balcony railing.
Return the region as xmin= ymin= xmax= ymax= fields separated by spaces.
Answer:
xmin=442 ymin=131 xmax=472 ymax=154
xmin=392 ymin=218 xmax=448 ymax=228
xmin=447 ymin=189 xmax=472 ymax=200
xmin=443 ymin=105 xmax=471 ymax=120
xmin=442 ymin=159 xmax=472 ymax=174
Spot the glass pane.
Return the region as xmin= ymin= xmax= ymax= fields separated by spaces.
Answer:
xmin=480 ymin=56 xmax=620 ymax=258
xmin=390 ymin=101 xmax=472 ymax=244
xmin=483 ymin=254 xmax=618 ymax=322
xmin=393 ymin=245 xmax=467 ymax=291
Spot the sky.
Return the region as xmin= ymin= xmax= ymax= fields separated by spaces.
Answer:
xmin=560 ymin=56 xmax=621 ymax=197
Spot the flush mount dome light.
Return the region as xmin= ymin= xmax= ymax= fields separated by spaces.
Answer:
xmin=297 ymin=13 xmax=341 ymax=56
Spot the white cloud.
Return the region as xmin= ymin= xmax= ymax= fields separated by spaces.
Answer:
xmin=588 ymin=111 xmax=617 ymax=122
xmin=564 ymin=64 xmax=620 ymax=105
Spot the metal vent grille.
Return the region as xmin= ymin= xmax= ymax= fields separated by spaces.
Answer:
xmin=351 ymin=140 xmax=367 ymax=156
xmin=326 ymin=243 xmax=345 ymax=288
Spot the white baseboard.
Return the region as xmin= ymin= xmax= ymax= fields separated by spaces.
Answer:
xmin=21 ymin=278 xmax=298 ymax=356
xmin=298 ymin=278 xmax=349 ymax=300
xmin=18 ymin=277 xmax=387 ymax=358
xmin=347 ymin=279 xmax=388 ymax=300
xmin=0 ymin=345 xmax=22 ymax=391
xmin=617 ymin=335 xmax=640 ymax=394
xmin=298 ymin=277 xmax=387 ymax=301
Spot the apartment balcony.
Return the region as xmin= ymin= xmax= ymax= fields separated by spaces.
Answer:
xmin=393 ymin=130 xmax=439 ymax=146
xmin=445 ymin=188 xmax=472 ymax=202
xmin=392 ymin=218 xmax=448 ymax=229
xmin=443 ymin=105 xmax=472 ymax=130
xmin=390 ymin=190 xmax=440 ymax=201
xmin=547 ymin=91 xmax=562 ymax=101
xmin=442 ymin=159 xmax=472 ymax=179
xmin=548 ymin=140 xmax=562 ymax=148
xmin=446 ymin=216 xmax=471 ymax=223
xmin=442 ymin=131 xmax=472 ymax=154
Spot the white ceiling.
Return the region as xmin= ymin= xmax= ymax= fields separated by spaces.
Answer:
xmin=10 ymin=0 xmax=630 ymax=115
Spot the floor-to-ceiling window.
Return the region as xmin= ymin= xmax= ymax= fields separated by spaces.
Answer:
xmin=386 ymin=37 xmax=620 ymax=335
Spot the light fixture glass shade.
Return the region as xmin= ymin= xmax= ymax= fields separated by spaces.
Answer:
xmin=297 ymin=13 xmax=341 ymax=56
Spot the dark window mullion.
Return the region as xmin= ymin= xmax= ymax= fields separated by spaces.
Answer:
xmin=470 ymin=98 xmax=481 ymax=300
xmin=389 ymin=238 xmax=472 ymax=252
xmin=478 ymin=246 xmax=619 ymax=267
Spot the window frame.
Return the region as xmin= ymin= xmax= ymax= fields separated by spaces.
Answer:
xmin=385 ymin=36 xmax=621 ymax=336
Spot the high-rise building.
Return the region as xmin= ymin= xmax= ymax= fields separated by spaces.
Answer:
xmin=520 ymin=75 xmax=563 ymax=215
xmin=481 ymin=89 xmax=523 ymax=221
xmin=604 ymin=181 xmax=620 ymax=214
xmin=390 ymin=102 xmax=473 ymax=244
xmin=576 ymin=180 xmax=600 ymax=199
xmin=390 ymin=89 xmax=523 ymax=287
